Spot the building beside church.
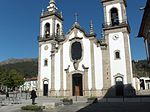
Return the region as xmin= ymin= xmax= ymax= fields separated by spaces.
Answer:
xmin=138 ymin=0 xmax=150 ymax=63
xmin=37 ymin=0 xmax=133 ymax=97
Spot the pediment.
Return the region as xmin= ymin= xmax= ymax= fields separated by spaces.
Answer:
xmin=66 ymin=27 xmax=85 ymax=42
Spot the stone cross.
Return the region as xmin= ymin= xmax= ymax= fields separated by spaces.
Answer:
xmin=74 ymin=13 xmax=78 ymax=22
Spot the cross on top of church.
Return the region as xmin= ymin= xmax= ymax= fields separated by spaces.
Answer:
xmin=74 ymin=13 xmax=79 ymax=23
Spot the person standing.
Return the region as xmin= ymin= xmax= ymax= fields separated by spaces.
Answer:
xmin=6 ymin=91 xmax=9 ymax=99
xmin=30 ymin=89 xmax=37 ymax=105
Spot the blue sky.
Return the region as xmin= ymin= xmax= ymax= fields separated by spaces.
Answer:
xmin=0 ymin=0 xmax=147 ymax=61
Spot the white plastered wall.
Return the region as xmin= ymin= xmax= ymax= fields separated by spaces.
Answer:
xmin=55 ymin=49 xmax=61 ymax=90
xmin=94 ymin=44 xmax=103 ymax=90
xmin=109 ymin=32 xmax=127 ymax=86
xmin=62 ymin=29 xmax=103 ymax=90
xmin=127 ymin=34 xmax=133 ymax=84
xmin=40 ymin=43 xmax=52 ymax=90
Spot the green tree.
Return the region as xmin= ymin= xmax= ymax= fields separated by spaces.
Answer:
xmin=0 ymin=67 xmax=7 ymax=86
xmin=2 ymin=69 xmax=24 ymax=89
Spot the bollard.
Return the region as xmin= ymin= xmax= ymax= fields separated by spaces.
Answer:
xmin=76 ymin=95 xmax=77 ymax=101
xmin=26 ymin=91 xmax=27 ymax=100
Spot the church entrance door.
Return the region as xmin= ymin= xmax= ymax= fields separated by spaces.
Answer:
xmin=115 ymin=77 xmax=124 ymax=96
xmin=72 ymin=74 xmax=83 ymax=96
xmin=43 ymin=80 xmax=48 ymax=96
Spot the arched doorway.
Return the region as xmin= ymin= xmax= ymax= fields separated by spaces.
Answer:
xmin=43 ymin=80 xmax=48 ymax=96
xmin=72 ymin=73 xmax=83 ymax=96
xmin=115 ymin=77 xmax=124 ymax=96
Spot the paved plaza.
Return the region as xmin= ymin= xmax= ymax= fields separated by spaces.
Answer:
xmin=0 ymin=94 xmax=150 ymax=112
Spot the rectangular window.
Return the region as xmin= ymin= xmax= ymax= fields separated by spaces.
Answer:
xmin=44 ymin=59 xmax=48 ymax=66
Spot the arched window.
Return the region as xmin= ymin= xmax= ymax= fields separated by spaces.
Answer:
xmin=71 ymin=42 xmax=82 ymax=60
xmin=56 ymin=24 xmax=60 ymax=36
xmin=115 ymin=50 xmax=120 ymax=59
xmin=111 ymin=8 xmax=119 ymax=26
xmin=44 ymin=23 xmax=50 ymax=38
xmin=44 ymin=59 xmax=48 ymax=66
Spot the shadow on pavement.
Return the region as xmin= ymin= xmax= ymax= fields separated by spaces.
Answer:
xmin=77 ymin=84 xmax=150 ymax=112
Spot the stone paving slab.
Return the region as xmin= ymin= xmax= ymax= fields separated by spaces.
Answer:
xmin=1 ymin=97 xmax=150 ymax=112
xmin=77 ymin=102 xmax=150 ymax=112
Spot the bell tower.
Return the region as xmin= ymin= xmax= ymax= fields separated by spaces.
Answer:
xmin=102 ymin=0 xmax=128 ymax=27
xmin=38 ymin=0 xmax=64 ymax=96
xmin=40 ymin=0 xmax=63 ymax=40
xmin=101 ymin=0 xmax=133 ymax=96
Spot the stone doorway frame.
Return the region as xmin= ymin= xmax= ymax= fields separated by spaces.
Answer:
xmin=66 ymin=70 xmax=89 ymax=96
xmin=114 ymin=73 xmax=124 ymax=96
xmin=43 ymin=79 xmax=49 ymax=96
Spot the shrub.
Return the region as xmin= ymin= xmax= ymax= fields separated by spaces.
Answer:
xmin=87 ymin=97 xmax=97 ymax=100
xmin=87 ymin=97 xmax=98 ymax=103
xmin=62 ymin=98 xmax=72 ymax=102
xmin=21 ymin=105 xmax=42 ymax=111
xmin=61 ymin=98 xmax=73 ymax=105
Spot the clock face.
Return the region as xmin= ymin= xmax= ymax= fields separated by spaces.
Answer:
xmin=113 ymin=34 xmax=119 ymax=40
xmin=44 ymin=45 xmax=48 ymax=50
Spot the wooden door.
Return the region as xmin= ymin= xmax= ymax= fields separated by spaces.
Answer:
xmin=72 ymin=74 xmax=83 ymax=96
xmin=75 ymin=86 xmax=80 ymax=96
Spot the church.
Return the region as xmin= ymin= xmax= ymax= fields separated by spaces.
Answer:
xmin=37 ymin=0 xmax=133 ymax=97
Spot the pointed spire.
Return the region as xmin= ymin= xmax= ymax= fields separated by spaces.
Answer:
xmin=90 ymin=20 xmax=94 ymax=35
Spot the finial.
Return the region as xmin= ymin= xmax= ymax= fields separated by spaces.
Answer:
xmin=90 ymin=20 xmax=94 ymax=35
xmin=41 ymin=9 xmax=44 ymax=16
xmin=50 ymin=0 xmax=55 ymax=4
xmin=47 ymin=0 xmax=57 ymax=11
xmin=74 ymin=13 xmax=79 ymax=23
xmin=101 ymin=30 xmax=105 ymax=39
xmin=60 ymin=12 xmax=63 ymax=18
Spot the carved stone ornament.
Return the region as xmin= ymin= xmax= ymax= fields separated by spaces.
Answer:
xmin=73 ymin=59 xmax=79 ymax=70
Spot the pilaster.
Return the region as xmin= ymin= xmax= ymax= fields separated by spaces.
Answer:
xmin=101 ymin=34 xmax=111 ymax=96
xmin=90 ymin=40 xmax=96 ymax=90
xmin=60 ymin=44 xmax=64 ymax=96
xmin=52 ymin=18 xmax=56 ymax=36
xmin=83 ymin=68 xmax=89 ymax=96
xmin=103 ymin=5 xmax=107 ymax=24
xmin=37 ymin=44 xmax=42 ymax=96
xmin=66 ymin=72 xmax=71 ymax=96
xmin=50 ymin=43 xmax=55 ymax=94
xmin=123 ymin=32 xmax=132 ymax=84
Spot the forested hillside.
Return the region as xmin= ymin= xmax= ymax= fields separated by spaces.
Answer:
xmin=0 ymin=58 xmax=38 ymax=78
xmin=0 ymin=58 xmax=149 ymax=78
xmin=132 ymin=60 xmax=150 ymax=77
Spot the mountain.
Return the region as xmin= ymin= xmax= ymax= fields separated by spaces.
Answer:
xmin=0 ymin=58 xmax=38 ymax=78
xmin=0 ymin=58 xmax=37 ymax=65
xmin=0 ymin=58 xmax=149 ymax=78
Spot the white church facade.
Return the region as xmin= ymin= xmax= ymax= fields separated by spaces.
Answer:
xmin=37 ymin=0 xmax=133 ymax=97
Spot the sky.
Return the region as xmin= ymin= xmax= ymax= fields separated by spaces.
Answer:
xmin=0 ymin=0 xmax=147 ymax=61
